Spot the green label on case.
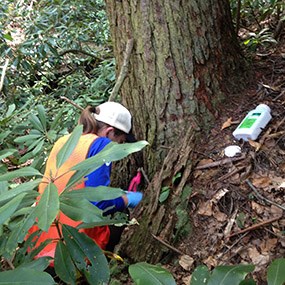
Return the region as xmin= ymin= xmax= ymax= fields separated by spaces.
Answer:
xmin=238 ymin=113 xmax=261 ymax=129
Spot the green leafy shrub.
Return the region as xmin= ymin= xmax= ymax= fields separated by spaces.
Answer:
xmin=0 ymin=125 xmax=149 ymax=284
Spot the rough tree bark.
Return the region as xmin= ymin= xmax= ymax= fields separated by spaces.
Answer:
xmin=105 ymin=0 xmax=244 ymax=263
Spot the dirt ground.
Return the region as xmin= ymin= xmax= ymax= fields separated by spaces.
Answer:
xmin=170 ymin=36 xmax=285 ymax=284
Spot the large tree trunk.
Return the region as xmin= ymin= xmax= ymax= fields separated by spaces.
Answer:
xmin=105 ymin=0 xmax=243 ymax=263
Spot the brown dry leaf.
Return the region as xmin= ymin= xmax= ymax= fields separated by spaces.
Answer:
xmin=196 ymin=158 xmax=214 ymax=167
xmin=203 ymin=255 xmax=218 ymax=267
xmin=182 ymin=276 xmax=191 ymax=285
xmin=197 ymin=201 xmax=213 ymax=216
xmin=260 ymin=238 xmax=278 ymax=253
xmin=248 ymin=247 xmax=270 ymax=270
xmin=212 ymin=188 xmax=229 ymax=203
xmin=221 ymin=117 xmax=233 ymax=130
xmin=252 ymin=176 xmax=271 ymax=188
xmin=270 ymin=205 xmax=283 ymax=217
xmin=248 ymin=139 xmax=262 ymax=151
xmin=179 ymin=255 xmax=194 ymax=271
xmin=193 ymin=170 xmax=202 ymax=179
xmin=251 ymin=201 xmax=265 ymax=214
xmin=213 ymin=210 xmax=228 ymax=222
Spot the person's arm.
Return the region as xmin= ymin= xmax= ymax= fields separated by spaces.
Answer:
xmin=85 ymin=137 xmax=128 ymax=214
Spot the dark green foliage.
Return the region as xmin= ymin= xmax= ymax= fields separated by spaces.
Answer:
xmin=230 ymin=0 xmax=284 ymax=51
xmin=0 ymin=0 xmax=114 ymax=129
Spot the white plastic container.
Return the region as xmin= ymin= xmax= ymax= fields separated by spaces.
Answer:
xmin=233 ymin=104 xmax=272 ymax=141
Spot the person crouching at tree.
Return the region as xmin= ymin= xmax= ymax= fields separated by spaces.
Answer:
xmin=28 ymin=101 xmax=143 ymax=266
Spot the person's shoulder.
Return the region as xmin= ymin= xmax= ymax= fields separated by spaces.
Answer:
xmin=94 ymin=136 xmax=111 ymax=146
xmin=88 ymin=137 xmax=111 ymax=156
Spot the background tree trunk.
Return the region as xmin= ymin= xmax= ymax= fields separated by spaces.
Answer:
xmin=105 ymin=0 xmax=244 ymax=263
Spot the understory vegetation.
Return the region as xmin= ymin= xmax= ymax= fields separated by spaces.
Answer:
xmin=0 ymin=0 xmax=284 ymax=284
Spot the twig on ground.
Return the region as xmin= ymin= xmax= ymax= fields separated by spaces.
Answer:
xmin=138 ymin=167 xmax=150 ymax=184
xmin=151 ymin=233 xmax=184 ymax=255
xmin=108 ymin=38 xmax=134 ymax=102
xmin=195 ymin=153 xmax=246 ymax=170
xmin=60 ymin=96 xmax=84 ymax=111
xmin=246 ymin=179 xmax=285 ymax=211
xmin=218 ymin=166 xmax=246 ymax=182
xmin=218 ymin=232 xmax=249 ymax=263
xmin=223 ymin=208 xmax=239 ymax=237
xmin=227 ymin=215 xmax=282 ymax=238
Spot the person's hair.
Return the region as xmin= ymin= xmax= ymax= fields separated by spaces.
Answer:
xmin=78 ymin=106 xmax=127 ymax=136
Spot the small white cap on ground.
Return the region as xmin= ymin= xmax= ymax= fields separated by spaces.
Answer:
xmin=224 ymin=145 xmax=241 ymax=157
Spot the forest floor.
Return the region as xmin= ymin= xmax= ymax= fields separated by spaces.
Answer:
xmin=170 ymin=36 xmax=285 ymax=284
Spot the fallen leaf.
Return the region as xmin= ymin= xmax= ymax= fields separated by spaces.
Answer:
xmin=221 ymin=117 xmax=233 ymax=130
xmin=182 ymin=276 xmax=191 ymax=285
xmin=197 ymin=201 xmax=213 ymax=216
xmin=203 ymin=255 xmax=217 ymax=267
xmin=251 ymin=201 xmax=265 ymax=214
xmin=179 ymin=255 xmax=194 ymax=271
xmin=252 ymin=176 xmax=271 ymax=188
xmin=270 ymin=205 xmax=283 ymax=217
xmin=260 ymin=238 xmax=278 ymax=253
xmin=248 ymin=246 xmax=270 ymax=269
xmin=248 ymin=139 xmax=262 ymax=151
xmin=212 ymin=188 xmax=229 ymax=202
xmin=213 ymin=210 xmax=228 ymax=222
xmin=196 ymin=158 xmax=214 ymax=167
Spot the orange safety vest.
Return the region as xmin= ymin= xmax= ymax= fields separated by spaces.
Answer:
xmin=29 ymin=133 xmax=110 ymax=261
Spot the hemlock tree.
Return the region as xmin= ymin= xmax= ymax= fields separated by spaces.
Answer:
xmin=105 ymin=0 xmax=244 ymax=263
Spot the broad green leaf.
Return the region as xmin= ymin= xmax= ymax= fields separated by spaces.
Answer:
xmin=207 ymin=264 xmax=255 ymax=285
xmin=240 ymin=279 xmax=256 ymax=285
xmin=54 ymin=241 xmax=76 ymax=285
xmin=267 ymin=258 xmax=285 ymax=285
xmin=32 ymin=138 xmax=45 ymax=155
xmin=0 ymin=179 xmax=41 ymax=203
xmin=72 ymin=140 xmax=148 ymax=171
xmin=3 ymin=33 xmax=13 ymax=41
xmin=59 ymin=196 xmax=103 ymax=223
xmin=47 ymin=129 xmax=57 ymax=142
xmin=14 ymin=134 xmax=42 ymax=143
xmin=5 ymin=207 xmax=38 ymax=253
xmin=60 ymin=186 xmax=124 ymax=201
xmin=0 ymin=131 xmax=11 ymax=143
xmin=0 ymin=268 xmax=55 ymax=284
xmin=50 ymin=109 xmax=64 ymax=130
xmin=0 ymin=193 xmax=26 ymax=226
xmin=0 ymin=149 xmax=17 ymax=160
xmin=190 ymin=265 xmax=210 ymax=285
xmin=159 ymin=189 xmax=170 ymax=203
xmin=0 ymin=181 xmax=8 ymax=195
xmin=37 ymin=183 xmax=59 ymax=232
xmin=129 ymin=262 xmax=176 ymax=285
xmin=56 ymin=125 xmax=83 ymax=169
xmin=5 ymin=104 xmax=16 ymax=118
xmin=67 ymin=141 xmax=148 ymax=189
xmin=25 ymin=138 xmax=44 ymax=152
xmin=37 ymin=105 xmax=47 ymax=132
xmin=77 ymin=213 xmax=129 ymax=229
xmin=0 ymin=167 xmax=43 ymax=181
xmin=30 ymin=114 xmax=44 ymax=133
xmin=18 ymin=257 xmax=50 ymax=271
xmin=62 ymin=225 xmax=109 ymax=284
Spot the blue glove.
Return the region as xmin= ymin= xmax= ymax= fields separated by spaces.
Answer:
xmin=126 ymin=192 xmax=143 ymax=208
